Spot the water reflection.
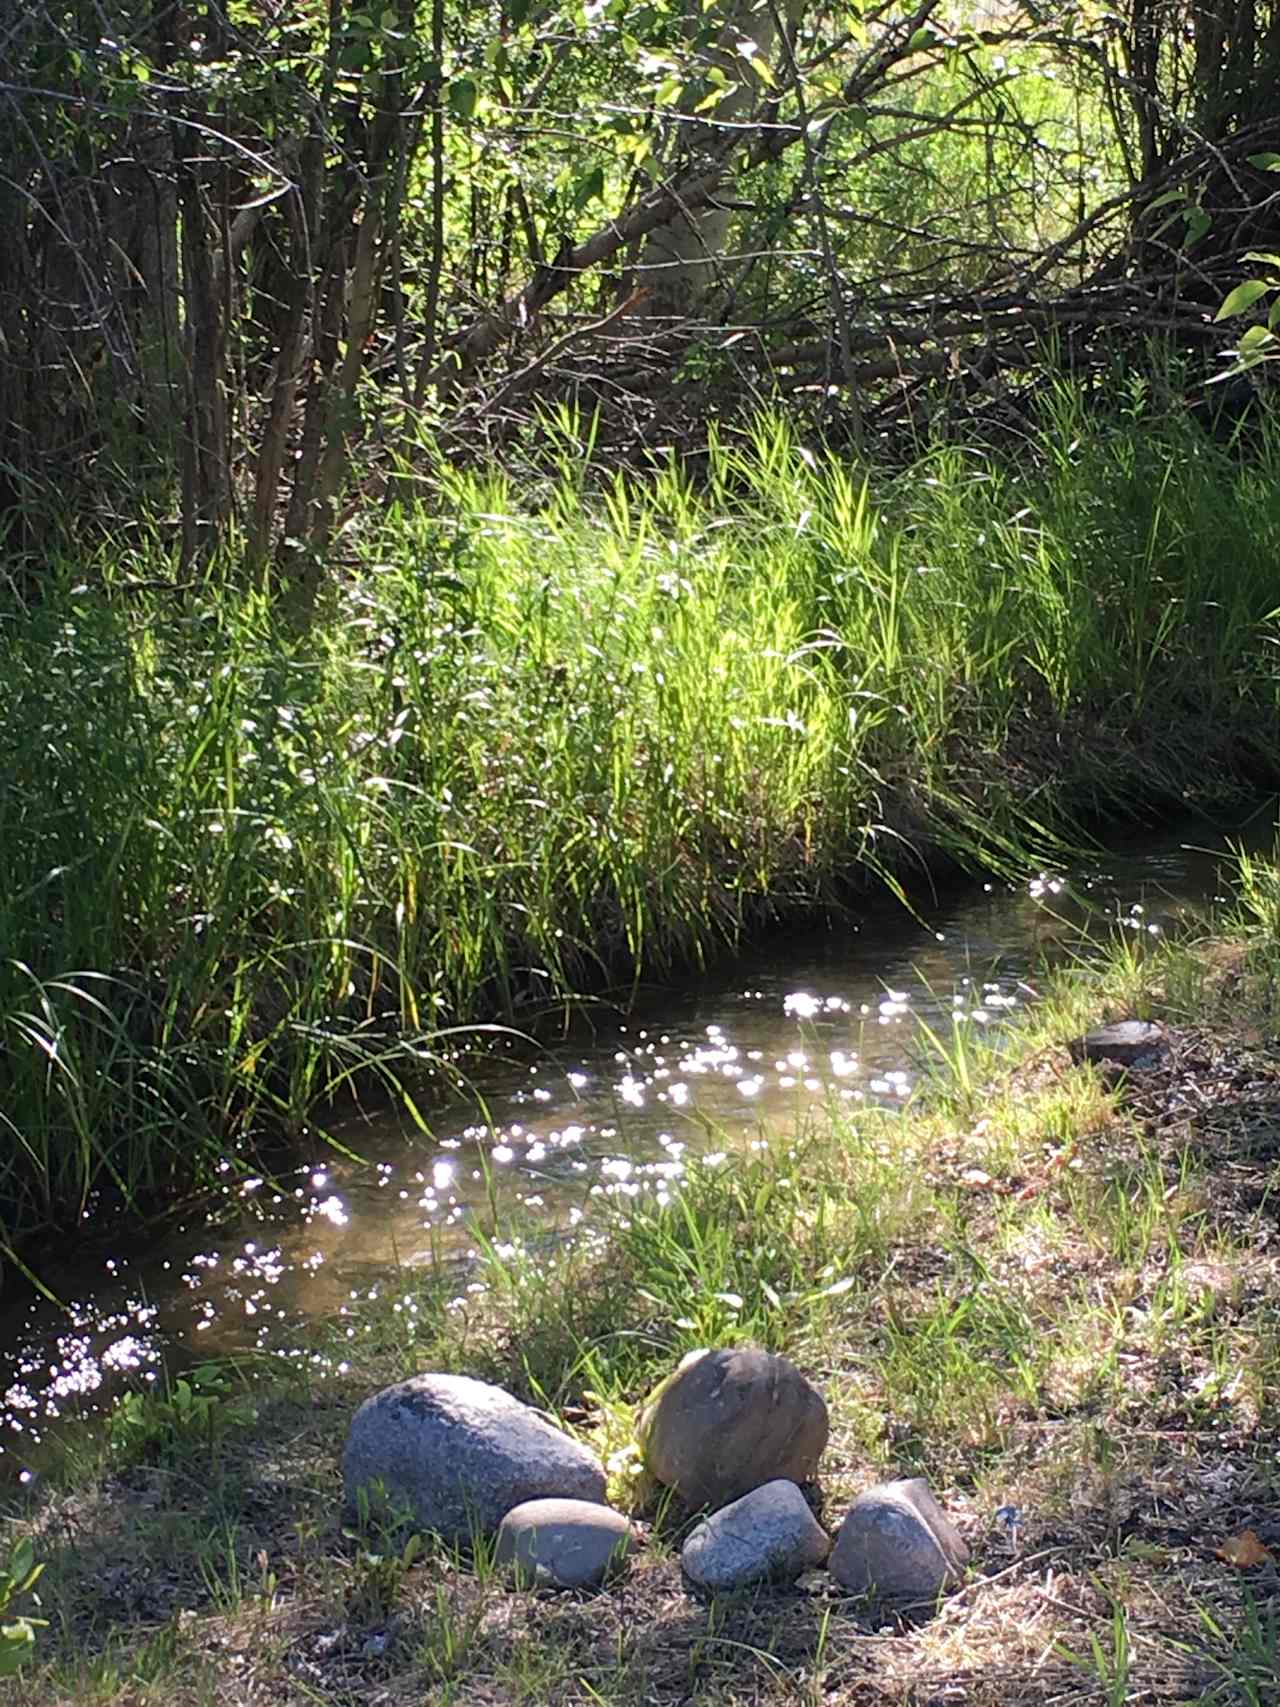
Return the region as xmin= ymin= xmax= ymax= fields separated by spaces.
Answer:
xmin=0 ymin=816 xmax=1265 ymax=1472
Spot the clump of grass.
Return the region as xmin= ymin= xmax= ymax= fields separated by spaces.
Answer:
xmin=5 ymin=400 xmax=1280 ymax=1240
xmin=466 ymin=1113 xmax=937 ymax=1411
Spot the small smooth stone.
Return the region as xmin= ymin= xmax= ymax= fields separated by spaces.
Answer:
xmin=342 ymin=1373 xmax=606 ymax=1543
xmin=1068 ymin=1020 xmax=1165 ymax=1068
xmin=496 ymin=1498 xmax=637 ymax=1589
xmin=637 ymin=1346 xmax=828 ymax=1510
xmin=1179 ymin=1260 xmax=1240 ymax=1311
xmin=830 ymin=1478 xmax=969 ymax=1605
xmin=682 ymin=1478 xmax=830 ymax=1593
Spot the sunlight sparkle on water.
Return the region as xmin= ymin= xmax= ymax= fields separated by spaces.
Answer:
xmin=2 ymin=825 xmax=1233 ymax=1456
xmin=783 ymin=991 xmax=852 ymax=1018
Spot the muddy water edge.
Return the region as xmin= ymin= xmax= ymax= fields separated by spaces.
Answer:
xmin=0 ymin=808 xmax=1272 ymax=1482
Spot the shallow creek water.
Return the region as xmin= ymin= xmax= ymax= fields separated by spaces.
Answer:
xmin=0 ymin=812 xmax=1273 ymax=1479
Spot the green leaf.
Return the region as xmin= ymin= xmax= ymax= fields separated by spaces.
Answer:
xmin=571 ymin=166 xmax=605 ymax=210
xmin=1149 ymin=208 xmax=1186 ymax=241
xmin=6 ymin=1541 xmax=34 ymax=1587
xmin=1247 ymin=152 xmax=1280 ymax=171
xmin=1183 ymin=206 xmax=1211 ymax=245
xmin=0 ymin=1621 xmax=36 ymax=1677
xmin=1238 ymin=325 xmax=1275 ymax=351
xmin=1215 ymin=279 xmax=1272 ymax=321
xmin=1269 ymin=298 xmax=1280 ymax=330
xmin=447 ymin=76 xmax=478 ymax=119
xmin=1244 ymin=251 xmax=1280 ymax=268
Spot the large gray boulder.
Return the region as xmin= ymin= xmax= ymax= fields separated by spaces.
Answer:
xmin=496 ymin=1498 xmax=637 ymax=1589
xmin=637 ymin=1346 xmax=828 ymax=1511
xmin=829 ymin=1478 xmax=968 ymax=1605
xmin=342 ymin=1373 xmax=606 ymax=1543
xmin=682 ymin=1478 xmax=830 ymax=1593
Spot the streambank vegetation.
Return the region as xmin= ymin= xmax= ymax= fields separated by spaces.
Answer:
xmin=5 ymin=406 xmax=1280 ymax=1249
xmin=6 ymin=0 xmax=1280 ymax=1242
xmin=4 ymin=867 xmax=1280 ymax=1703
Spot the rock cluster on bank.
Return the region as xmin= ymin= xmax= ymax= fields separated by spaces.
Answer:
xmin=341 ymin=1349 xmax=970 ymax=1605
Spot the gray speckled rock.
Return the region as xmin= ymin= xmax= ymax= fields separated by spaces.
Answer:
xmin=342 ymin=1374 xmax=606 ymax=1542
xmin=830 ymin=1478 xmax=969 ymax=1605
xmin=496 ymin=1498 xmax=637 ymax=1589
xmin=637 ymin=1347 xmax=828 ymax=1511
xmin=682 ymin=1479 xmax=830 ymax=1593
xmin=1068 ymin=1020 xmax=1166 ymax=1069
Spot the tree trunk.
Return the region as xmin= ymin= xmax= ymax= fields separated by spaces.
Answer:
xmin=636 ymin=0 xmax=790 ymax=321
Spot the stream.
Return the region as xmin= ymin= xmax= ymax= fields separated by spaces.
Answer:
xmin=1 ymin=810 xmax=1273 ymax=1481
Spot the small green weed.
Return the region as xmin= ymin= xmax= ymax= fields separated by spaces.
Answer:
xmin=346 ymin=1529 xmax=424 ymax=1624
xmin=1055 ymin=1594 xmax=1133 ymax=1707
xmin=108 ymin=1362 xmax=258 ymax=1461
xmin=1192 ymin=1591 xmax=1280 ymax=1706
xmin=0 ymin=1536 xmax=46 ymax=1676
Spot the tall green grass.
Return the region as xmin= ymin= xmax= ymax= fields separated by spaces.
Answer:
xmin=4 ymin=395 xmax=1280 ymax=1241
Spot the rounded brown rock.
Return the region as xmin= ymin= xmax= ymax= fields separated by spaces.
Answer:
xmin=637 ymin=1346 xmax=828 ymax=1511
